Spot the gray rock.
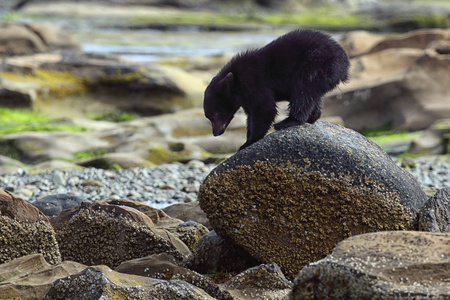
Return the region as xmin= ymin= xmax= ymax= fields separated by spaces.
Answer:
xmin=169 ymin=221 xmax=209 ymax=253
xmin=33 ymin=193 xmax=87 ymax=217
xmin=418 ymin=187 xmax=450 ymax=232
xmin=290 ymin=231 xmax=450 ymax=299
xmin=223 ymin=263 xmax=291 ymax=300
xmin=163 ymin=201 xmax=212 ymax=229
xmin=199 ymin=122 xmax=427 ymax=279
xmin=0 ymin=79 xmax=39 ymax=109
xmin=186 ymin=231 xmax=260 ymax=276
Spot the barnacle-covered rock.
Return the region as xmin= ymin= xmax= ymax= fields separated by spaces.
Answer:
xmin=199 ymin=122 xmax=427 ymax=279
xmin=45 ymin=265 xmax=215 ymax=300
xmin=290 ymin=231 xmax=450 ymax=299
xmin=51 ymin=201 xmax=190 ymax=268
xmin=0 ymin=189 xmax=61 ymax=265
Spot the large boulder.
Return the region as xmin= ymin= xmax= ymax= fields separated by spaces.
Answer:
xmin=290 ymin=231 xmax=450 ymax=299
xmin=0 ymin=189 xmax=61 ymax=265
xmin=198 ymin=122 xmax=428 ymax=279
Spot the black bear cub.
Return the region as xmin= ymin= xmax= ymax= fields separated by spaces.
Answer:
xmin=203 ymin=29 xmax=350 ymax=150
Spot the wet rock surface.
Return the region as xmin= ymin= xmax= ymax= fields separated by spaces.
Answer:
xmin=199 ymin=122 xmax=428 ymax=279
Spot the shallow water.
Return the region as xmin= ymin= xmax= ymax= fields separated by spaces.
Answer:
xmin=76 ymin=28 xmax=290 ymax=62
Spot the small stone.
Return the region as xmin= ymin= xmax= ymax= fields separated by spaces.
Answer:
xmin=52 ymin=171 xmax=66 ymax=186
xmin=81 ymin=180 xmax=103 ymax=187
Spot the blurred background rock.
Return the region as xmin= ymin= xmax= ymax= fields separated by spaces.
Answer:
xmin=1 ymin=0 xmax=449 ymax=169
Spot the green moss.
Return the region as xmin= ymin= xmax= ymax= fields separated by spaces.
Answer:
xmin=172 ymin=127 xmax=211 ymax=138
xmin=147 ymin=146 xmax=186 ymax=165
xmin=0 ymin=107 xmax=50 ymax=124
xmin=360 ymin=127 xmax=420 ymax=149
xmin=99 ymin=68 xmax=145 ymax=83
xmin=2 ymin=69 xmax=87 ymax=99
xmin=0 ymin=108 xmax=88 ymax=136
xmin=256 ymin=9 xmax=371 ymax=28
xmin=431 ymin=120 xmax=450 ymax=130
xmin=0 ymin=143 xmax=22 ymax=160
xmin=367 ymin=132 xmax=420 ymax=146
xmin=0 ymin=11 xmax=20 ymax=22
xmin=388 ymin=14 xmax=450 ymax=30
xmin=89 ymin=112 xmax=138 ymax=122
xmin=0 ymin=123 xmax=87 ymax=135
xmin=74 ymin=150 xmax=107 ymax=160
xmin=109 ymin=163 xmax=123 ymax=171
xmin=130 ymin=8 xmax=373 ymax=29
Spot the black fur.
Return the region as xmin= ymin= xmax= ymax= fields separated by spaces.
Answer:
xmin=203 ymin=29 xmax=349 ymax=150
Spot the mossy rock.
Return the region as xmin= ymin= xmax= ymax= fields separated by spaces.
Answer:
xmin=146 ymin=143 xmax=210 ymax=165
xmin=198 ymin=122 xmax=428 ymax=280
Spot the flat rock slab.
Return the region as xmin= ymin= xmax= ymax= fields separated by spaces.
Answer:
xmin=0 ymin=254 xmax=86 ymax=300
xmin=199 ymin=122 xmax=428 ymax=279
xmin=290 ymin=231 xmax=450 ymax=299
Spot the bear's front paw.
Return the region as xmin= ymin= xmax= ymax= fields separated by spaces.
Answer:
xmin=274 ymin=117 xmax=304 ymax=130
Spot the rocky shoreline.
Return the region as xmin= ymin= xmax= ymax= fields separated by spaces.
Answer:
xmin=1 ymin=2 xmax=450 ymax=298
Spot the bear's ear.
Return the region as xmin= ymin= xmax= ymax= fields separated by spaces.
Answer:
xmin=218 ymin=72 xmax=234 ymax=92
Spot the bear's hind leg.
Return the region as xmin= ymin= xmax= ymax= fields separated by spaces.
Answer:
xmin=273 ymin=116 xmax=303 ymax=130
xmin=274 ymin=91 xmax=317 ymax=130
xmin=306 ymin=103 xmax=321 ymax=124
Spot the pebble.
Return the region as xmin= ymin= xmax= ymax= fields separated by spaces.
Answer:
xmin=0 ymin=156 xmax=448 ymax=209
xmin=0 ymin=161 xmax=215 ymax=208
xmin=399 ymin=155 xmax=450 ymax=189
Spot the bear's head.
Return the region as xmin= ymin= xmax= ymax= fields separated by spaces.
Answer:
xmin=204 ymin=72 xmax=239 ymax=136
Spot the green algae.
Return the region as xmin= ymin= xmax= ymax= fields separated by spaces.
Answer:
xmin=0 ymin=108 xmax=88 ymax=136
